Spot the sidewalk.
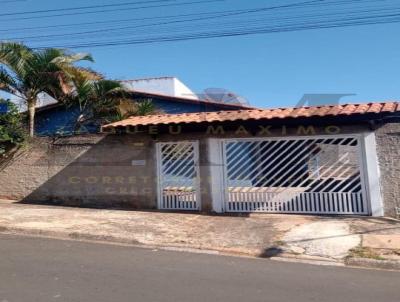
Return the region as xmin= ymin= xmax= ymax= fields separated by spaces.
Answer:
xmin=1 ymin=200 xmax=399 ymax=268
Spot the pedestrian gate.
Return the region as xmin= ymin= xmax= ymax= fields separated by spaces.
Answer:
xmin=157 ymin=141 xmax=200 ymax=210
xmin=222 ymin=136 xmax=369 ymax=215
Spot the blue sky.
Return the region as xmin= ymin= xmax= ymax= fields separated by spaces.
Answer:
xmin=1 ymin=0 xmax=400 ymax=108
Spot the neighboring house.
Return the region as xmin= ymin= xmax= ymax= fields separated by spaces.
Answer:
xmin=121 ymin=76 xmax=199 ymax=100
xmin=1 ymin=101 xmax=399 ymax=218
xmin=34 ymin=77 xmax=252 ymax=135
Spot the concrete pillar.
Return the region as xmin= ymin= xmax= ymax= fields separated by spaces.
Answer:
xmin=197 ymin=138 xmax=226 ymax=213
xmin=206 ymin=138 xmax=225 ymax=213
xmin=361 ymin=132 xmax=384 ymax=216
xmin=198 ymin=138 xmax=212 ymax=212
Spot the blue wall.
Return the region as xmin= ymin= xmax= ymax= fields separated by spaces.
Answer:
xmin=153 ymin=98 xmax=232 ymax=114
xmin=35 ymin=98 xmax=232 ymax=136
xmin=36 ymin=105 xmax=82 ymax=136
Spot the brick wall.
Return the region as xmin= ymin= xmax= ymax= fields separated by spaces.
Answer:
xmin=375 ymin=123 xmax=400 ymax=217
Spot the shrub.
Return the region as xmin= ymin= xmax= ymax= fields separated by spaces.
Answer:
xmin=0 ymin=99 xmax=26 ymax=156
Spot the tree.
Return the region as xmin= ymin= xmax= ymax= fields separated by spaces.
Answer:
xmin=113 ymin=98 xmax=158 ymax=120
xmin=63 ymin=73 xmax=158 ymax=133
xmin=0 ymin=42 xmax=94 ymax=137
xmin=0 ymin=98 xmax=26 ymax=156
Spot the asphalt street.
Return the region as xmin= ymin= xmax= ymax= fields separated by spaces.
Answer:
xmin=0 ymin=234 xmax=398 ymax=302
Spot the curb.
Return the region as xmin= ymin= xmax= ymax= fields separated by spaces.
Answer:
xmin=271 ymin=257 xmax=344 ymax=267
xmin=0 ymin=226 xmax=256 ymax=258
xmin=2 ymin=225 xmax=399 ymax=270
xmin=0 ymin=225 xmax=340 ymax=265
xmin=345 ymin=257 xmax=400 ymax=271
xmin=1 ymin=225 xmax=343 ymax=266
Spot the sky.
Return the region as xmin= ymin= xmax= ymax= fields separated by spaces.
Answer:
xmin=1 ymin=0 xmax=400 ymax=108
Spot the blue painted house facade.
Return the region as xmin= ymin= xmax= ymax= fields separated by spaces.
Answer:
xmin=35 ymin=90 xmax=251 ymax=136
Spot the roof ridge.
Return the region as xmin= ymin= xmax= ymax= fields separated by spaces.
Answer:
xmin=259 ymin=101 xmax=400 ymax=112
xmin=119 ymin=76 xmax=175 ymax=82
xmin=103 ymin=101 xmax=400 ymax=129
xmin=128 ymin=101 xmax=400 ymax=118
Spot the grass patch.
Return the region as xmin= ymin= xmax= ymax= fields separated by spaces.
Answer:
xmin=348 ymin=246 xmax=386 ymax=261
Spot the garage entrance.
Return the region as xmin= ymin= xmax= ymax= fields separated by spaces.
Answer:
xmin=222 ymin=135 xmax=369 ymax=215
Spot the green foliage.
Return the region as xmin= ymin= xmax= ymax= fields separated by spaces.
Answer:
xmin=135 ymin=99 xmax=157 ymax=116
xmin=63 ymin=79 xmax=126 ymax=133
xmin=348 ymin=246 xmax=385 ymax=260
xmin=64 ymin=78 xmax=158 ymax=133
xmin=0 ymin=41 xmax=156 ymax=137
xmin=0 ymin=99 xmax=26 ymax=156
xmin=112 ymin=98 xmax=158 ymax=121
xmin=0 ymin=41 xmax=95 ymax=136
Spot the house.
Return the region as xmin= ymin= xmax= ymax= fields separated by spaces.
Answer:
xmin=34 ymin=77 xmax=252 ymax=135
xmin=1 ymin=101 xmax=399 ymax=218
xmin=120 ymin=76 xmax=199 ymax=100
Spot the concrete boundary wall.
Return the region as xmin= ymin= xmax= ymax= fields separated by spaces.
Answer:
xmin=0 ymin=122 xmax=399 ymax=217
xmin=375 ymin=123 xmax=400 ymax=217
xmin=0 ymin=134 xmax=158 ymax=209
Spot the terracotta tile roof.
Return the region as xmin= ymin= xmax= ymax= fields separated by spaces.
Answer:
xmin=102 ymin=101 xmax=400 ymax=129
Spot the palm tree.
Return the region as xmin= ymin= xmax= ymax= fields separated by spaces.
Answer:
xmin=0 ymin=42 xmax=93 ymax=137
xmin=67 ymin=78 xmax=126 ymax=133
xmin=116 ymin=98 xmax=157 ymax=119
xmin=63 ymin=73 xmax=158 ymax=133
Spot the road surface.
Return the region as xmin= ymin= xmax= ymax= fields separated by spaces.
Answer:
xmin=0 ymin=234 xmax=398 ymax=302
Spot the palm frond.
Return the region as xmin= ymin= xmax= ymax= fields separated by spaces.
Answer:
xmin=34 ymin=50 xmax=98 ymax=97
xmin=62 ymin=66 xmax=103 ymax=82
xmin=116 ymin=99 xmax=138 ymax=117
xmin=93 ymin=80 xmax=125 ymax=99
xmin=51 ymin=52 xmax=94 ymax=65
xmin=135 ymin=99 xmax=157 ymax=116
xmin=34 ymin=48 xmax=68 ymax=67
xmin=0 ymin=42 xmax=98 ymax=137
xmin=0 ymin=42 xmax=33 ymax=80
xmin=0 ymin=66 xmax=19 ymax=95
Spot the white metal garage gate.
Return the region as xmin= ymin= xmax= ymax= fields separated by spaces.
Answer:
xmin=156 ymin=141 xmax=200 ymax=210
xmin=222 ymin=136 xmax=370 ymax=215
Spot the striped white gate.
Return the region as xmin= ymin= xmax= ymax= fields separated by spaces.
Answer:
xmin=222 ymin=136 xmax=369 ymax=215
xmin=157 ymin=141 xmax=200 ymax=210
